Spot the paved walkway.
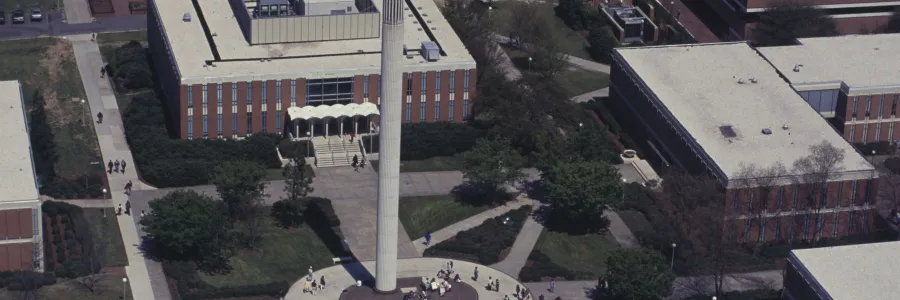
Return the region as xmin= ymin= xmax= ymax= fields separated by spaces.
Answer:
xmin=285 ymin=258 xmax=534 ymax=300
xmin=413 ymin=197 xmax=535 ymax=254
xmin=605 ymin=210 xmax=639 ymax=248
xmin=490 ymin=204 xmax=544 ymax=278
xmin=71 ymin=33 xmax=168 ymax=300
xmin=63 ymin=0 xmax=94 ymax=24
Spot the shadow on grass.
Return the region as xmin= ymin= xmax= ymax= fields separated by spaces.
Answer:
xmin=306 ymin=214 xmax=375 ymax=283
xmin=450 ymin=182 xmax=517 ymax=207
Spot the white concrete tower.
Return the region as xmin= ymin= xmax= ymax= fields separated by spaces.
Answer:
xmin=375 ymin=0 xmax=404 ymax=293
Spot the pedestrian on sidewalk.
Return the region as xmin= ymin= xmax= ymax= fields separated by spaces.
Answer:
xmin=97 ymin=111 xmax=104 ymax=124
xmin=125 ymin=180 xmax=133 ymax=195
xmin=91 ymin=32 xmax=96 ymax=41
xmin=676 ymin=8 xmax=681 ymax=20
xmin=121 ymin=160 xmax=127 ymax=173
xmin=101 ymin=67 xmax=106 ymax=78
xmin=496 ymin=279 xmax=500 ymax=292
xmin=114 ymin=160 xmax=120 ymax=173
xmin=350 ymin=131 xmax=355 ymax=143
xmin=117 ymin=203 xmax=123 ymax=215
xmin=107 ymin=160 xmax=113 ymax=173
xmin=424 ymin=232 xmax=432 ymax=246
xmin=320 ymin=275 xmax=326 ymax=290
xmin=549 ymin=280 xmax=555 ymax=293
xmin=360 ymin=156 xmax=366 ymax=169
xmin=473 ymin=266 xmax=479 ymax=281
xmin=450 ymin=260 xmax=454 ymax=271
xmin=352 ymin=154 xmax=359 ymax=171
xmin=516 ymin=285 xmax=520 ymax=296
xmin=140 ymin=210 xmax=145 ymax=219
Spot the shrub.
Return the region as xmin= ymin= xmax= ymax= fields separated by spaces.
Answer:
xmin=519 ymin=251 xmax=592 ymax=282
xmin=363 ymin=122 xmax=487 ymax=160
xmin=424 ymin=206 xmax=531 ymax=265
xmin=271 ymin=198 xmax=307 ymax=228
xmin=123 ymin=92 xmax=281 ymax=187
xmin=306 ymin=197 xmax=340 ymax=227
xmin=110 ymin=41 xmax=153 ymax=91
xmin=277 ymin=139 xmax=312 ymax=159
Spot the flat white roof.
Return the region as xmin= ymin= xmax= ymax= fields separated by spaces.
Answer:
xmin=153 ymin=0 xmax=475 ymax=85
xmin=791 ymin=241 xmax=900 ymax=300
xmin=0 ymin=81 xmax=40 ymax=203
xmin=757 ymin=34 xmax=900 ymax=95
xmin=615 ymin=43 xmax=873 ymax=184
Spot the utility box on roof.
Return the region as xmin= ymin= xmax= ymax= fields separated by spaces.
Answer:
xmin=421 ymin=41 xmax=440 ymax=61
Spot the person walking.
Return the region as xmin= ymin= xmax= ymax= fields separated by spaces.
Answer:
xmin=107 ymin=160 xmax=113 ymax=173
xmin=474 ymin=266 xmax=479 ymax=281
xmin=320 ymin=275 xmax=326 ymax=290
xmin=450 ymin=260 xmax=454 ymax=271
xmin=97 ymin=111 xmax=103 ymax=124
xmin=349 ymin=131 xmax=355 ymax=143
xmin=114 ymin=160 xmax=120 ymax=173
xmin=117 ymin=203 xmax=123 ymax=215
xmin=360 ymin=156 xmax=366 ymax=169
xmin=549 ymin=280 xmax=555 ymax=293
xmin=424 ymin=232 xmax=432 ymax=246
xmin=125 ymin=180 xmax=133 ymax=195
xmin=100 ymin=67 xmax=106 ymax=78
xmin=352 ymin=154 xmax=359 ymax=171
xmin=91 ymin=32 xmax=96 ymax=41
xmin=121 ymin=160 xmax=127 ymax=173
xmin=140 ymin=210 xmax=146 ymax=219
xmin=496 ymin=279 xmax=500 ymax=292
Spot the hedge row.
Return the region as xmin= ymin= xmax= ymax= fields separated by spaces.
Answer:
xmin=424 ymin=206 xmax=531 ymax=265
xmin=362 ymin=122 xmax=487 ymax=160
xmin=123 ymin=92 xmax=281 ymax=187
xmin=163 ymin=260 xmax=289 ymax=300
xmin=682 ymin=289 xmax=781 ymax=300
xmin=277 ymin=139 xmax=313 ymax=159
xmin=519 ymin=251 xmax=593 ymax=282
xmin=40 ymin=174 xmax=105 ymax=199
xmin=41 ymin=201 xmax=100 ymax=278
xmin=0 ymin=271 xmax=57 ymax=290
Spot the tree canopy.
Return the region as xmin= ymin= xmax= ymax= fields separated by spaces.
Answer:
xmin=588 ymin=26 xmax=619 ymax=63
xmin=752 ymin=2 xmax=837 ymax=47
xmin=272 ymin=157 xmax=314 ymax=228
xmin=140 ymin=190 xmax=230 ymax=271
xmin=211 ymin=161 xmax=268 ymax=220
xmin=605 ymin=248 xmax=676 ymax=300
xmin=462 ymin=136 xmax=526 ymax=194
xmin=543 ymin=161 xmax=621 ymax=232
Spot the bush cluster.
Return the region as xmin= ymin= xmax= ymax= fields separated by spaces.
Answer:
xmin=108 ymin=41 xmax=153 ymax=91
xmin=41 ymin=201 xmax=100 ymax=278
xmin=163 ymin=260 xmax=289 ymax=300
xmin=424 ymin=206 xmax=531 ymax=265
xmin=682 ymin=289 xmax=781 ymax=300
xmin=39 ymin=174 xmax=105 ymax=199
xmin=581 ymin=100 xmax=642 ymax=156
xmin=519 ymin=251 xmax=593 ymax=282
xmin=123 ymin=92 xmax=281 ymax=187
xmin=306 ymin=197 xmax=341 ymax=227
xmin=0 ymin=271 xmax=57 ymax=290
xmin=277 ymin=139 xmax=313 ymax=159
xmin=362 ymin=122 xmax=487 ymax=160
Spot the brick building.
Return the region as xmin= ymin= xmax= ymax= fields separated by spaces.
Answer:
xmin=702 ymin=0 xmax=898 ymax=40
xmin=783 ymin=241 xmax=900 ymax=300
xmin=0 ymin=81 xmax=44 ymax=271
xmin=609 ymin=43 xmax=878 ymax=242
xmin=758 ymin=34 xmax=900 ymax=145
xmin=148 ymin=0 xmax=476 ymax=141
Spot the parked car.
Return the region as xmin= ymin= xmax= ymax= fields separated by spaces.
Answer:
xmin=11 ymin=10 xmax=25 ymax=24
xmin=0 ymin=11 xmax=6 ymax=25
xmin=30 ymin=8 xmax=41 ymax=22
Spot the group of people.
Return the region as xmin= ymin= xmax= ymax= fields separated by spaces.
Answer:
xmin=351 ymin=154 xmax=366 ymax=171
xmin=107 ymin=159 xmax=128 ymax=174
xmin=302 ymin=266 xmax=326 ymax=294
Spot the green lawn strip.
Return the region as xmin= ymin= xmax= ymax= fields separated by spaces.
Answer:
xmin=370 ymin=155 xmax=462 ymax=173
xmin=399 ymin=195 xmax=493 ymax=240
xmin=503 ymin=46 xmax=609 ymax=98
xmin=83 ymin=208 xmax=128 ymax=267
xmin=524 ymin=230 xmax=620 ymax=280
xmin=198 ymin=219 xmax=337 ymax=287
xmin=483 ymin=1 xmax=591 ymax=60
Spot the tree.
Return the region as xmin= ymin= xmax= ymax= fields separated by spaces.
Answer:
xmin=211 ymin=161 xmax=268 ymax=221
xmin=461 ymin=136 xmax=526 ymax=200
xmin=732 ymin=162 xmax=788 ymax=244
xmin=29 ymin=90 xmax=57 ymax=182
xmin=888 ymin=7 xmax=900 ymax=33
xmin=140 ymin=190 xmax=231 ymax=271
xmin=588 ymin=26 xmax=619 ymax=63
xmin=751 ymin=2 xmax=838 ymax=47
xmin=272 ymin=157 xmax=314 ymax=228
xmin=566 ymin=124 xmax=621 ymax=164
xmin=75 ymin=240 xmax=105 ymax=294
xmin=441 ymin=0 xmax=505 ymax=84
xmin=112 ymin=41 xmax=153 ymax=91
xmin=556 ymin=0 xmax=585 ymax=30
xmin=241 ymin=191 xmax=268 ymax=249
xmin=543 ymin=161 xmax=621 ymax=233
xmin=604 ymin=248 xmax=675 ymax=300
xmin=792 ymin=140 xmax=845 ymax=241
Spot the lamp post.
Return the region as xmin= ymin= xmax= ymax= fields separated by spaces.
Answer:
xmin=871 ymin=150 xmax=876 ymax=167
xmin=306 ymin=131 xmax=311 ymax=157
xmin=621 ymin=178 xmax=627 ymax=202
xmin=670 ymin=243 xmax=676 ymax=270
xmin=122 ymin=277 xmax=128 ymax=300
xmin=81 ymin=99 xmax=86 ymax=125
xmin=528 ymin=57 xmax=533 ymax=71
xmin=488 ymin=6 xmax=492 ymax=18
xmin=102 ymin=188 xmax=108 ymax=199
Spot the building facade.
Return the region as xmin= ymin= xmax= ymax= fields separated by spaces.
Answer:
xmin=609 ymin=43 xmax=878 ymax=243
xmin=703 ymin=0 xmax=897 ymax=40
xmin=0 ymin=81 xmax=44 ymax=272
xmin=148 ymin=0 xmax=477 ymax=140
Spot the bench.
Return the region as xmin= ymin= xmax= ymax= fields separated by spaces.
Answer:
xmin=332 ymin=256 xmax=353 ymax=264
xmin=400 ymin=287 xmax=417 ymax=294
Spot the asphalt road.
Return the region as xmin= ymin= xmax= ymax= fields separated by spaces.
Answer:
xmin=0 ymin=13 xmax=146 ymax=40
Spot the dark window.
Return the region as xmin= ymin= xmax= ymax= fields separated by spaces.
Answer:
xmin=276 ymin=81 xmax=282 ymax=102
xmin=247 ymin=112 xmax=253 ymax=133
xmin=463 ymin=70 xmax=470 ymax=92
xmin=774 ymin=218 xmax=781 ymax=241
xmin=187 ymin=116 xmax=194 ymax=139
xmin=406 ymin=73 xmax=412 ymax=96
xmin=232 ymin=84 xmax=237 ymax=105
xmin=276 ymin=111 xmax=282 ymax=134
xmin=363 ymin=75 xmax=369 ymax=98
xmin=893 ymin=95 xmax=897 ymax=116
xmin=202 ymin=115 xmax=208 ymax=137
xmin=307 ymin=77 xmax=354 ymax=106
xmin=217 ymin=84 xmax=223 ymax=107
xmin=202 ymin=85 xmax=208 ymax=105
xmin=232 ymin=113 xmax=237 ymax=134
xmin=449 ymin=72 xmax=456 ymax=93
xmin=776 ymin=186 xmax=784 ymax=209
xmin=248 ymin=83 xmax=253 ymax=105
xmin=421 ymin=72 xmax=426 ymax=94
xmin=187 ymin=86 xmax=193 ymax=108
xmin=436 ymin=72 xmax=441 ymax=94
xmin=262 ymin=84 xmax=268 ymax=105
xmin=878 ymin=94 xmax=885 ymax=118
xmin=865 ymin=96 xmax=871 ymax=117
xmin=449 ymin=100 xmax=455 ymax=121
xmin=463 ymin=99 xmax=468 ymax=120
xmin=852 ymin=97 xmax=858 ymax=117
xmin=217 ymin=114 xmax=222 ymax=135
xmin=405 ymin=103 xmax=411 ymax=123
xmin=420 ymin=102 xmax=425 ymax=122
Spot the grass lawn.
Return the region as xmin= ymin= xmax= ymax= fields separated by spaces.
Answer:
xmin=0 ymin=269 xmax=133 ymax=300
xmin=1 ymin=0 xmax=60 ymax=15
xmin=532 ymin=230 xmax=621 ymax=277
xmin=370 ymin=155 xmax=463 ymax=173
xmin=83 ymin=208 xmax=128 ymax=267
xmin=478 ymin=0 xmax=592 ymax=60
xmin=198 ymin=219 xmax=340 ymax=287
xmin=97 ymin=30 xmax=149 ymax=110
xmin=504 ymin=46 xmax=610 ymax=98
xmin=399 ymin=195 xmax=493 ymax=240
xmin=0 ymin=38 xmax=99 ymax=177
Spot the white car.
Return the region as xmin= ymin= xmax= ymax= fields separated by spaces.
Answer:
xmin=30 ymin=8 xmax=42 ymax=22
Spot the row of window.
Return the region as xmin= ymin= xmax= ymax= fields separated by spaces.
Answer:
xmin=186 ymin=111 xmax=281 ymax=139
xmin=732 ymin=180 xmax=867 ymax=214
xmin=729 ymin=210 xmax=871 ymax=243
xmin=851 ymin=94 xmax=899 ymax=119
xmin=187 ymin=71 xmax=472 ymax=109
xmin=404 ymin=100 xmax=468 ymax=123
xmin=850 ymin=121 xmax=896 ymax=145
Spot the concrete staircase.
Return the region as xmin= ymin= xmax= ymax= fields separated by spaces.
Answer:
xmin=312 ymin=136 xmax=364 ymax=167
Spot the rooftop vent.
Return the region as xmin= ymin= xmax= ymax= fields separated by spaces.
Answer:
xmin=749 ymin=77 xmax=757 ymax=83
xmin=782 ymin=123 xmax=789 ymax=130
xmin=183 ymin=13 xmax=192 ymax=22
xmin=793 ymin=64 xmax=802 ymax=72
xmin=719 ymin=125 xmax=737 ymax=138
xmin=737 ymin=78 xmax=745 ymax=84
xmin=421 ymin=41 xmax=440 ymax=62
xmin=761 ymin=128 xmax=772 ymax=135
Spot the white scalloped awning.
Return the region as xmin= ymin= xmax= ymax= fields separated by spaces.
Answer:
xmin=287 ymin=102 xmax=380 ymax=120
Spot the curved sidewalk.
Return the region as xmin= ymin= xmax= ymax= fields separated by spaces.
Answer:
xmin=286 ymin=258 xmax=533 ymax=300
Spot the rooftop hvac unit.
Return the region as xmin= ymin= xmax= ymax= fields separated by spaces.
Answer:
xmin=183 ymin=13 xmax=192 ymax=22
xmin=421 ymin=41 xmax=440 ymax=61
